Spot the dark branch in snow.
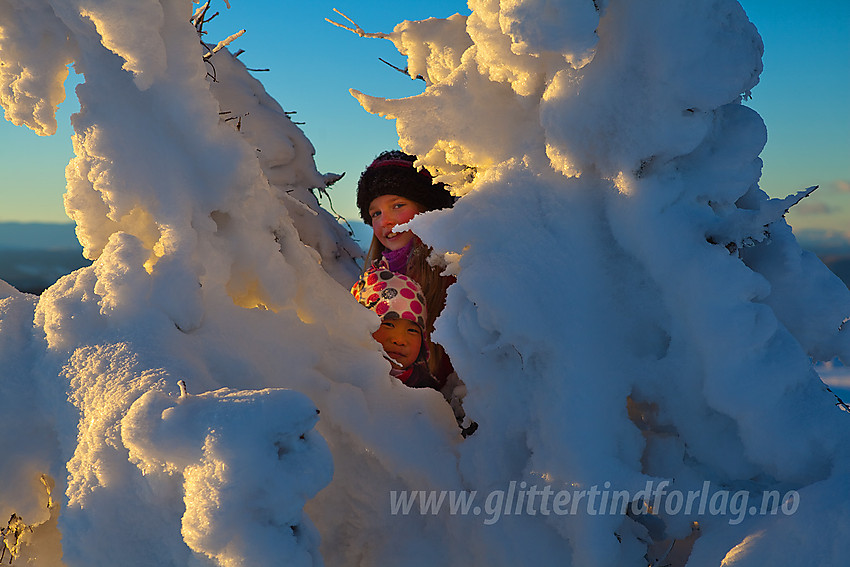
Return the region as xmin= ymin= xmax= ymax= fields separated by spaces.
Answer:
xmin=194 ymin=3 xmax=220 ymax=80
xmin=223 ymin=112 xmax=248 ymax=131
xmin=192 ymin=2 xmax=244 ymax=61
xmin=1 ymin=513 xmax=35 ymax=564
xmin=324 ymin=11 xmax=423 ymax=81
xmin=205 ymin=58 xmax=218 ymax=82
xmin=191 ymin=2 xmax=218 ymax=36
xmin=823 ymin=384 xmax=850 ymax=414
xmin=311 ymin=175 xmax=360 ymax=239
xmin=281 ymin=110 xmax=304 ymax=124
xmin=203 ymin=11 xmax=219 ymax=27
xmin=378 ymin=57 xmax=425 ymax=82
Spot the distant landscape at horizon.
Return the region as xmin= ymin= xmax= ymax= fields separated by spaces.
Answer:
xmin=2 ymin=219 xmax=850 ymax=296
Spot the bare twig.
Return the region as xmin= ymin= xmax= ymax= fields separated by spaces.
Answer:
xmin=824 ymin=384 xmax=850 ymax=414
xmin=205 ymin=58 xmax=217 ymax=82
xmin=325 ymin=8 xmax=390 ymax=39
xmin=204 ymin=11 xmax=219 ymax=26
xmin=313 ymin=179 xmax=360 ymax=239
xmin=223 ymin=113 xmax=247 ymax=131
xmin=190 ymin=2 xmax=219 ymax=35
xmin=378 ymin=57 xmax=425 ymax=82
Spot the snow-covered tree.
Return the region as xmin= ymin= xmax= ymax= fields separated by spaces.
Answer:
xmin=345 ymin=0 xmax=850 ymax=564
xmin=1 ymin=0 xmax=849 ymax=566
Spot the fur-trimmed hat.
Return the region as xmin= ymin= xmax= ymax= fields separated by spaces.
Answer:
xmin=356 ymin=150 xmax=455 ymax=225
xmin=351 ymin=266 xmax=428 ymax=331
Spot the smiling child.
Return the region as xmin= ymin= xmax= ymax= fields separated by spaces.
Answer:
xmin=351 ymin=266 xmax=439 ymax=390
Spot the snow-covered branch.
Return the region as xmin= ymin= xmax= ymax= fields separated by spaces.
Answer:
xmin=325 ymin=8 xmax=390 ymax=39
xmin=203 ymin=29 xmax=246 ymax=59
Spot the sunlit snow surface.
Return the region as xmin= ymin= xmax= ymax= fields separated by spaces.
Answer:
xmin=1 ymin=0 xmax=850 ymax=566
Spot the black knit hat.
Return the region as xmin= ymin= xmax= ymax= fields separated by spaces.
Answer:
xmin=356 ymin=150 xmax=455 ymax=225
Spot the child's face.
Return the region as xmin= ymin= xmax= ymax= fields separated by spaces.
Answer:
xmin=368 ymin=194 xmax=423 ymax=251
xmin=371 ymin=317 xmax=423 ymax=369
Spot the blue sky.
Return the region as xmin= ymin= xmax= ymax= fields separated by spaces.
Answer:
xmin=1 ymin=0 xmax=848 ymax=237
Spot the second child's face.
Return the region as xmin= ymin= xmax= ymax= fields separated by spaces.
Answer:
xmin=369 ymin=194 xmax=423 ymax=251
xmin=372 ymin=318 xmax=423 ymax=370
